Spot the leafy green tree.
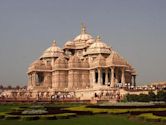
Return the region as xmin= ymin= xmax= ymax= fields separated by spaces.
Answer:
xmin=137 ymin=94 xmax=149 ymax=102
xmin=148 ymin=91 xmax=156 ymax=101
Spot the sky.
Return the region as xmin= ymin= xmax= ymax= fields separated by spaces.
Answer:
xmin=0 ymin=0 xmax=166 ymax=86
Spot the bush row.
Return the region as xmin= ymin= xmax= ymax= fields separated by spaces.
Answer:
xmin=125 ymin=90 xmax=166 ymax=102
xmin=0 ymin=113 xmax=76 ymax=121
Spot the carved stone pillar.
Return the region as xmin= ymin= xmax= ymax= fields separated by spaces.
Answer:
xmin=93 ymin=69 xmax=96 ymax=83
xmin=68 ymin=70 xmax=74 ymax=89
xmin=90 ymin=69 xmax=95 ymax=87
xmin=32 ymin=73 xmax=36 ymax=86
xmin=98 ymin=68 xmax=101 ymax=84
xmin=28 ymin=74 xmax=32 ymax=89
xmin=121 ymin=67 xmax=125 ymax=84
xmin=115 ymin=68 xmax=119 ymax=83
xmin=111 ymin=67 xmax=115 ymax=87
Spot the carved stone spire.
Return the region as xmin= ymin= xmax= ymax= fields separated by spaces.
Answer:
xmin=81 ymin=23 xmax=86 ymax=34
xmin=52 ymin=40 xmax=56 ymax=46
xmin=96 ymin=35 xmax=101 ymax=42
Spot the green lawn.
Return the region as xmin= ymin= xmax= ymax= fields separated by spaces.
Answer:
xmin=0 ymin=114 xmax=159 ymax=125
xmin=0 ymin=103 xmax=165 ymax=125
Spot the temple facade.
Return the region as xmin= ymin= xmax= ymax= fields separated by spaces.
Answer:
xmin=27 ymin=25 xmax=137 ymax=100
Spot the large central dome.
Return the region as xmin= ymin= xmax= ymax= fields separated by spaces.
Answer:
xmin=74 ymin=24 xmax=93 ymax=41
xmin=64 ymin=24 xmax=95 ymax=49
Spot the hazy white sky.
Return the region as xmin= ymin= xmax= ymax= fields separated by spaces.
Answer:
xmin=0 ymin=0 xmax=166 ymax=86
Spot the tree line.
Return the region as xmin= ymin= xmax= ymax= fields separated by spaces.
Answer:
xmin=125 ymin=90 xmax=166 ymax=102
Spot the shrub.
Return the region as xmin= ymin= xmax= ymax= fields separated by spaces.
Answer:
xmin=56 ymin=115 xmax=69 ymax=119
xmin=137 ymin=113 xmax=161 ymax=122
xmin=5 ymin=115 xmax=20 ymax=120
xmin=22 ymin=109 xmax=48 ymax=115
xmin=19 ymin=106 xmax=29 ymax=109
xmin=21 ymin=115 xmax=39 ymax=121
xmin=29 ymin=105 xmax=45 ymax=110
xmin=40 ymin=115 xmax=57 ymax=120
xmin=55 ymin=113 xmax=76 ymax=119
xmin=126 ymin=90 xmax=166 ymax=102
xmin=108 ymin=109 xmax=129 ymax=114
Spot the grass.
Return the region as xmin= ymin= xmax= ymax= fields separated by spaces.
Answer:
xmin=137 ymin=113 xmax=166 ymax=122
xmin=65 ymin=105 xmax=166 ymax=114
xmin=0 ymin=114 xmax=159 ymax=125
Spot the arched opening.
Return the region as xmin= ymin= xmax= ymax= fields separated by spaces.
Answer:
xmin=102 ymin=68 xmax=105 ymax=85
xmin=36 ymin=72 xmax=44 ymax=85
xmin=95 ymin=69 xmax=98 ymax=83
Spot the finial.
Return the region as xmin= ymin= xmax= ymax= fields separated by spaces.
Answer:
xmin=81 ymin=23 xmax=86 ymax=34
xmin=52 ymin=40 xmax=56 ymax=46
xmin=96 ymin=35 xmax=101 ymax=42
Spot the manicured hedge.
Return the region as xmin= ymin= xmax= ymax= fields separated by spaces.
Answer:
xmin=40 ymin=115 xmax=57 ymax=120
xmin=55 ymin=113 xmax=76 ymax=119
xmin=5 ymin=115 xmax=20 ymax=120
xmin=21 ymin=115 xmax=39 ymax=121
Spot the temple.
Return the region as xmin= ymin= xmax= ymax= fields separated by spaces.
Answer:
xmin=27 ymin=25 xmax=137 ymax=100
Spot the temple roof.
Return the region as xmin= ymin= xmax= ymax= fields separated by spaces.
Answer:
xmin=85 ymin=36 xmax=111 ymax=55
xmin=106 ymin=51 xmax=127 ymax=67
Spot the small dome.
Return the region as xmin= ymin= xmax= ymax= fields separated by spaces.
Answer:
xmin=91 ymin=54 xmax=106 ymax=67
xmin=64 ymin=41 xmax=75 ymax=48
xmin=28 ymin=59 xmax=48 ymax=71
xmin=54 ymin=55 xmax=68 ymax=68
xmin=68 ymin=55 xmax=81 ymax=68
xmin=106 ymin=51 xmax=127 ymax=67
xmin=31 ymin=60 xmax=44 ymax=66
xmin=40 ymin=40 xmax=63 ymax=59
xmin=86 ymin=36 xmax=111 ymax=55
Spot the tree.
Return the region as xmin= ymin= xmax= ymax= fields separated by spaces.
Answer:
xmin=148 ymin=91 xmax=156 ymax=101
xmin=137 ymin=94 xmax=149 ymax=102
xmin=156 ymin=90 xmax=166 ymax=102
xmin=7 ymin=85 xmax=12 ymax=89
xmin=15 ymin=85 xmax=20 ymax=90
